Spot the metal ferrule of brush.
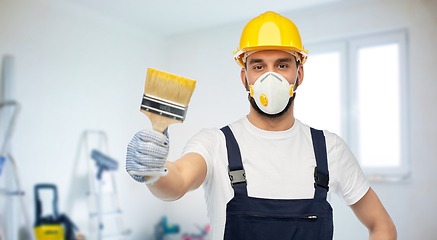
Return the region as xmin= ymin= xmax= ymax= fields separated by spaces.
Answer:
xmin=141 ymin=94 xmax=188 ymax=122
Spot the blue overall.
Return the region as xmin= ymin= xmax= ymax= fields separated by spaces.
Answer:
xmin=220 ymin=126 xmax=333 ymax=240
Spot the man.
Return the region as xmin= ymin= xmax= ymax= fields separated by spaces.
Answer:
xmin=126 ymin=11 xmax=397 ymax=240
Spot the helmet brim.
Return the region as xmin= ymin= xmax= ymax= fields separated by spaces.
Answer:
xmin=234 ymin=46 xmax=308 ymax=68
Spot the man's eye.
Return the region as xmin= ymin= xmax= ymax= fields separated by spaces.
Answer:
xmin=277 ymin=64 xmax=287 ymax=69
xmin=254 ymin=65 xmax=263 ymax=70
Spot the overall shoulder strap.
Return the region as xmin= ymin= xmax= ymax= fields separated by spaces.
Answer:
xmin=310 ymin=128 xmax=330 ymax=199
xmin=220 ymin=126 xmax=248 ymax=197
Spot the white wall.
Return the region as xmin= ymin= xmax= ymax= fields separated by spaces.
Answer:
xmin=1 ymin=0 xmax=436 ymax=239
xmin=165 ymin=0 xmax=437 ymax=239
xmin=0 ymin=0 xmax=168 ymax=239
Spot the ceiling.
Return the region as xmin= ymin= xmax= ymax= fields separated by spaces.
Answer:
xmin=62 ymin=0 xmax=342 ymax=36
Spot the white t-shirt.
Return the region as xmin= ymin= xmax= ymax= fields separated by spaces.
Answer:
xmin=182 ymin=117 xmax=369 ymax=240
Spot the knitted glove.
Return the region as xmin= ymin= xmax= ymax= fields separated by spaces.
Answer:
xmin=126 ymin=129 xmax=169 ymax=184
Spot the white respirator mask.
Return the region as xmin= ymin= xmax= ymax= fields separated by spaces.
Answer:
xmin=248 ymin=70 xmax=298 ymax=115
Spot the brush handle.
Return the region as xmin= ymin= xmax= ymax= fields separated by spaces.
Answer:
xmin=141 ymin=110 xmax=182 ymax=133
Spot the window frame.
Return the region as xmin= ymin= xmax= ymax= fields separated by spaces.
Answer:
xmin=304 ymin=29 xmax=410 ymax=181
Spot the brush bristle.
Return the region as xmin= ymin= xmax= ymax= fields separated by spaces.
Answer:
xmin=144 ymin=68 xmax=196 ymax=106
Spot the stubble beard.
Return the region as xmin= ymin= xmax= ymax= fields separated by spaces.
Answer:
xmin=248 ymin=94 xmax=296 ymax=119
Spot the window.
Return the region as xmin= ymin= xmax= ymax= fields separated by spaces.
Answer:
xmin=357 ymin=44 xmax=401 ymax=168
xmin=295 ymin=29 xmax=410 ymax=181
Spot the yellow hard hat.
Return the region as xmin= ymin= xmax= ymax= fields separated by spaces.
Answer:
xmin=234 ymin=11 xmax=308 ymax=68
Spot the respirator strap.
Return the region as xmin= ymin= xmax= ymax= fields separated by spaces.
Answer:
xmin=291 ymin=64 xmax=300 ymax=94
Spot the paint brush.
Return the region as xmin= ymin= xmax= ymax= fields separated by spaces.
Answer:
xmin=140 ymin=68 xmax=196 ymax=132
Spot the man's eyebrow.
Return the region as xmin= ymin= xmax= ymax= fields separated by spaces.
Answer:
xmin=276 ymin=58 xmax=293 ymax=63
xmin=248 ymin=58 xmax=263 ymax=65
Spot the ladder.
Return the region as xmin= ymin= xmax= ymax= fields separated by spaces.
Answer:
xmin=0 ymin=101 xmax=34 ymax=240
xmin=79 ymin=130 xmax=130 ymax=240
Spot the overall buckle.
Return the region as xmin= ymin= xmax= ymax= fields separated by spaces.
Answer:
xmin=228 ymin=167 xmax=246 ymax=186
xmin=314 ymin=167 xmax=329 ymax=191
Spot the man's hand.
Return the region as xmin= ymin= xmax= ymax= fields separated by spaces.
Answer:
xmin=126 ymin=129 xmax=169 ymax=184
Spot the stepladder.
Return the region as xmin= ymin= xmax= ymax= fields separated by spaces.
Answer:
xmin=79 ymin=130 xmax=130 ymax=240
xmin=0 ymin=101 xmax=34 ymax=240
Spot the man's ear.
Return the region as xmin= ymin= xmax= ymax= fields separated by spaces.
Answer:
xmin=297 ymin=65 xmax=304 ymax=86
xmin=241 ymin=68 xmax=249 ymax=91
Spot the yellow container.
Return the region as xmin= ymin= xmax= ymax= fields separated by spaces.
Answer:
xmin=34 ymin=224 xmax=64 ymax=240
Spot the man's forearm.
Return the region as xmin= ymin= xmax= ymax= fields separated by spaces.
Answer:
xmin=145 ymin=152 xmax=207 ymax=201
xmin=350 ymin=188 xmax=397 ymax=240
xmin=146 ymin=161 xmax=187 ymax=201
xmin=369 ymin=229 xmax=397 ymax=240
xmin=368 ymin=218 xmax=397 ymax=240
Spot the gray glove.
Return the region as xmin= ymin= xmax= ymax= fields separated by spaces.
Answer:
xmin=126 ymin=129 xmax=169 ymax=184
